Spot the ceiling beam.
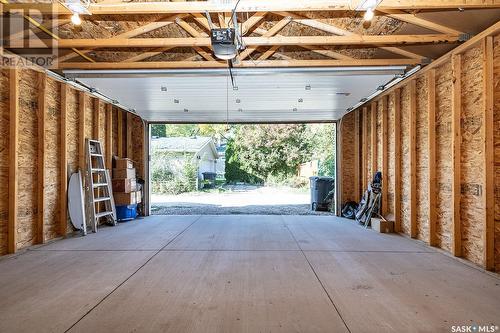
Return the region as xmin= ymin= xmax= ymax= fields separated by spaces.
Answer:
xmin=378 ymin=9 xmax=463 ymax=35
xmin=54 ymin=58 xmax=422 ymax=70
xmin=258 ymin=45 xmax=281 ymax=60
xmin=300 ymin=45 xmax=354 ymax=60
xmin=253 ymin=27 xmax=354 ymax=60
xmin=121 ymin=48 xmax=176 ymax=62
xmin=191 ymin=13 xmax=212 ymax=32
xmin=5 ymin=1 xmax=499 ymax=15
xmin=175 ymin=17 xmax=214 ymax=61
xmin=240 ymin=12 xmax=267 ymax=35
xmin=13 ymin=34 xmax=460 ymax=49
xmin=277 ymin=11 xmax=426 ymax=59
xmin=8 ymin=19 xmax=70 ymax=41
xmin=218 ymin=13 xmax=226 ymax=28
xmin=239 ymin=17 xmax=292 ymax=60
xmin=57 ymin=15 xmax=182 ymax=63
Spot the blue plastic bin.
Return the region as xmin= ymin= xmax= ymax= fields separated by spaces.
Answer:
xmin=116 ymin=204 xmax=138 ymax=222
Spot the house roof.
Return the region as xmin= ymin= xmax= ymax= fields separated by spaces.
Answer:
xmin=152 ymin=136 xmax=212 ymax=152
xmin=152 ymin=136 xmax=219 ymax=159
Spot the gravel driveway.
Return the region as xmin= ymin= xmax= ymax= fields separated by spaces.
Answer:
xmin=151 ymin=185 xmax=335 ymax=215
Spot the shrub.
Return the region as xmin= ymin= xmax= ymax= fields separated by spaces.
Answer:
xmin=151 ymin=151 xmax=198 ymax=194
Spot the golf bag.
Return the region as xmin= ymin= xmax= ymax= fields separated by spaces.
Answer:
xmin=355 ymin=172 xmax=382 ymax=227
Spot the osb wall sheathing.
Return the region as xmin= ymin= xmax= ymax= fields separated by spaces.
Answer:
xmin=0 ymin=65 xmax=146 ymax=254
xmin=84 ymin=95 xmax=94 ymax=142
xmin=340 ymin=112 xmax=355 ymax=203
xmin=112 ymin=107 xmax=119 ymax=158
xmin=67 ymin=88 xmax=79 ymax=177
xmin=45 ymin=78 xmax=61 ymax=241
xmin=376 ymin=100 xmax=383 ymax=175
xmin=66 ymin=87 xmax=79 ymax=233
xmin=415 ymin=76 xmax=429 ymax=242
xmin=435 ymin=62 xmax=453 ymax=252
xmin=132 ymin=116 xmax=145 ymax=179
xmin=365 ymin=108 xmax=372 ymax=188
xmin=0 ymin=70 xmax=9 ymax=255
xmin=339 ymin=29 xmax=500 ymax=271
xmin=494 ymin=35 xmax=500 ymax=272
xmin=98 ymin=101 xmax=106 ymax=144
xmin=400 ymin=85 xmax=411 ymax=236
xmin=460 ymin=46 xmax=486 ymax=266
xmin=18 ymin=70 xmax=38 ymax=249
xmin=386 ymin=93 xmax=395 ymax=216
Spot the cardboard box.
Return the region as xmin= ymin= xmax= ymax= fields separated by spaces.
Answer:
xmin=113 ymin=168 xmax=135 ymax=179
xmin=114 ymin=191 xmax=137 ymax=205
xmin=115 ymin=158 xmax=134 ymax=169
xmin=112 ymin=178 xmax=137 ymax=193
xmin=371 ymin=218 xmax=394 ymax=233
xmin=135 ymin=190 xmax=142 ymax=204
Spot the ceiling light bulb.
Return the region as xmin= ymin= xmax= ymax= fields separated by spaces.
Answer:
xmin=364 ymin=8 xmax=374 ymax=21
xmin=71 ymin=13 xmax=82 ymax=25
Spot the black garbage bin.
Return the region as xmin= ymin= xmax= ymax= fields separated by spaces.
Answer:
xmin=309 ymin=176 xmax=335 ymax=211
xmin=202 ymin=172 xmax=217 ymax=189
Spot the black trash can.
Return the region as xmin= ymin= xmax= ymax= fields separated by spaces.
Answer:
xmin=309 ymin=176 xmax=335 ymax=211
xmin=202 ymin=172 xmax=217 ymax=189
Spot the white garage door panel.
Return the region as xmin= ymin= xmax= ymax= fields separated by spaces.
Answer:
xmin=69 ymin=67 xmax=406 ymax=123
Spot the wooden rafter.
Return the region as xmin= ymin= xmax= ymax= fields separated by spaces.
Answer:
xmin=258 ymin=45 xmax=281 ymax=60
xmin=300 ymin=46 xmax=354 ymax=60
xmin=191 ymin=13 xmax=211 ymax=31
xmin=277 ymin=12 xmax=426 ymax=59
xmin=253 ymin=27 xmax=354 ymax=60
xmin=121 ymin=48 xmax=175 ymax=62
xmin=14 ymin=34 xmax=460 ymax=49
xmin=57 ymin=15 xmax=182 ymax=63
xmin=4 ymin=8 xmax=94 ymax=62
xmin=5 ymin=1 xmax=499 ymax=15
xmin=175 ymin=17 xmax=214 ymax=61
xmin=241 ymin=12 xmax=267 ymax=35
xmin=239 ymin=17 xmax=292 ymax=60
xmin=8 ymin=19 xmax=70 ymax=41
xmin=377 ymin=9 xmax=463 ymax=35
xmin=54 ymin=58 xmax=421 ymax=70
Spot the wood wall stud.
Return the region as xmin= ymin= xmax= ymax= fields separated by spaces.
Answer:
xmin=37 ymin=72 xmax=47 ymax=244
xmin=60 ymin=84 xmax=68 ymax=236
xmin=451 ymin=53 xmax=462 ymax=257
xmin=8 ymin=68 xmax=19 ymax=254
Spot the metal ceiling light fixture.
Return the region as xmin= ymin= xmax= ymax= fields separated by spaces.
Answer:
xmin=71 ymin=13 xmax=82 ymax=25
xmin=363 ymin=8 xmax=375 ymax=21
xmin=356 ymin=0 xmax=382 ymax=21
xmin=61 ymin=0 xmax=91 ymax=25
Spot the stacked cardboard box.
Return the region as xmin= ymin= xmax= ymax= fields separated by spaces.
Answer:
xmin=112 ymin=158 xmax=142 ymax=206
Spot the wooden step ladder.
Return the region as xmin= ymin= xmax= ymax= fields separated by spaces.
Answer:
xmin=85 ymin=139 xmax=117 ymax=233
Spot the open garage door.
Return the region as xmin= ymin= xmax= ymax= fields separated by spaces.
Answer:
xmin=148 ymin=122 xmax=337 ymax=216
xmin=65 ymin=66 xmax=408 ymax=123
xmin=66 ymin=66 xmax=411 ymax=215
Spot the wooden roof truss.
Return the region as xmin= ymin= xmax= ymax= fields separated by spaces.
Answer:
xmin=2 ymin=0 xmax=499 ymax=70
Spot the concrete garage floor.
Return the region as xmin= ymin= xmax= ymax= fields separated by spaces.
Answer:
xmin=0 ymin=216 xmax=499 ymax=333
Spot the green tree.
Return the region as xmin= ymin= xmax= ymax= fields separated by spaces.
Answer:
xmin=164 ymin=124 xmax=197 ymax=137
xmin=230 ymin=124 xmax=313 ymax=181
xmin=307 ymin=123 xmax=336 ymax=176
xmin=151 ymin=124 xmax=166 ymax=137
xmin=225 ymin=138 xmax=263 ymax=184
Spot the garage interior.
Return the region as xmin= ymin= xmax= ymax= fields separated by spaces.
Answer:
xmin=1 ymin=1 xmax=500 ymax=332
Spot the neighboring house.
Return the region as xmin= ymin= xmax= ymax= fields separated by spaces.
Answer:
xmin=215 ymin=142 xmax=227 ymax=177
xmin=152 ymin=136 xmax=219 ymax=184
xmin=298 ymin=160 xmax=319 ymax=179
